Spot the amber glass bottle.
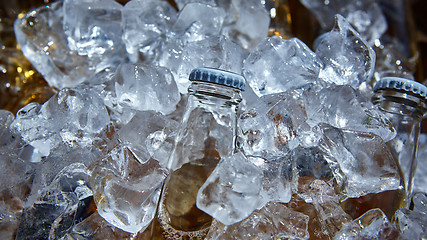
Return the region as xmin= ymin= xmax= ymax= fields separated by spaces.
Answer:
xmin=150 ymin=67 xmax=245 ymax=239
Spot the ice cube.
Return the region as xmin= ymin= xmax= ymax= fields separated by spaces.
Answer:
xmin=334 ymin=209 xmax=399 ymax=239
xmin=114 ymin=63 xmax=180 ymax=115
xmin=285 ymin=179 xmax=352 ymax=239
xmin=221 ymin=0 xmax=270 ymax=50
xmin=16 ymin=163 xmax=93 ymax=240
xmin=316 ymin=15 xmax=376 ymax=88
xmin=0 ymin=150 xmax=34 ymax=239
xmin=122 ymin=0 xmax=177 ymax=62
xmin=0 ymin=110 xmax=21 ymax=151
xmin=197 ymin=151 xmax=264 ymax=225
xmin=118 ymin=110 xmax=178 ymax=167
xmin=239 ymin=90 xmax=307 ymax=158
xmin=303 ymin=85 xmax=396 ymax=141
xmin=63 ymin=0 xmax=124 ymax=66
xmin=412 ymin=192 xmax=427 ymax=214
xmin=243 ymin=36 xmax=323 ymax=97
xmin=394 ymin=208 xmax=427 ymax=239
xmin=157 ymin=35 xmax=243 ymax=93
xmin=320 ymin=126 xmax=402 ymax=199
xmin=66 ymin=212 xmax=140 ymax=239
xmin=414 ymin=134 xmax=427 ymax=194
xmin=172 ymin=3 xmax=226 ymax=42
xmin=300 ymin=0 xmax=387 ymax=45
xmin=205 ymin=202 xmax=310 ymax=240
xmin=174 ymin=0 xmax=217 ymax=10
xmin=393 ymin=193 xmax=427 ymax=239
xmin=89 ymin=145 xmax=168 ymax=233
xmin=14 ymin=2 xmax=94 ymax=89
xmin=11 ymin=87 xmax=110 ymax=157
xmin=247 ymin=155 xmax=292 ymax=205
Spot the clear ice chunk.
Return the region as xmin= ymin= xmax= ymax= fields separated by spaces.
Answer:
xmin=122 ymin=0 xmax=176 ymax=62
xmin=0 ymin=110 xmax=21 ymax=150
xmin=394 ymin=208 xmax=427 ymax=240
xmin=334 ymin=209 xmax=398 ymax=239
xmin=172 ymin=3 xmax=226 ymax=42
xmin=320 ymin=126 xmax=402 ymax=199
xmin=205 ymin=202 xmax=310 ymax=240
xmin=393 ymin=193 xmax=427 ymax=240
xmin=66 ymin=211 xmax=140 ymax=239
xmin=300 ymin=0 xmax=387 ymax=45
xmin=247 ymin=155 xmax=292 ymax=205
xmin=285 ymin=179 xmax=352 ymax=239
xmin=239 ymin=90 xmax=307 ymax=158
xmin=303 ymin=85 xmax=396 ymax=142
xmin=63 ymin=0 xmax=124 ymax=65
xmin=89 ymin=145 xmax=168 ymax=233
xmin=15 ymin=163 xmax=93 ymax=240
xmin=221 ymin=0 xmax=270 ymax=50
xmin=174 ymin=0 xmax=217 ymax=10
xmin=316 ymin=15 xmax=376 ymax=88
xmin=11 ymin=87 xmax=110 ymax=157
xmin=157 ymin=35 xmax=244 ymax=93
xmin=412 ymin=192 xmax=427 ymax=214
xmin=118 ymin=111 xmax=178 ymax=167
xmin=414 ymin=134 xmax=427 ymax=194
xmin=197 ymin=151 xmax=264 ymax=225
xmin=14 ymin=2 xmax=94 ymax=89
xmin=243 ymin=36 xmax=323 ymax=97
xmin=114 ymin=63 xmax=180 ymax=115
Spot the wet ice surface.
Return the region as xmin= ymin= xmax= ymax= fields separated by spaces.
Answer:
xmin=300 ymin=0 xmax=387 ymax=45
xmin=243 ymin=36 xmax=323 ymax=97
xmin=315 ymin=15 xmax=376 ymax=88
xmin=414 ymin=134 xmax=427 ymax=194
xmin=16 ymin=163 xmax=93 ymax=240
xmin=63 ymin=0 xmax=124 ymax=64
xmin=197 ymin=151 xmax=264 ymax=225
xmin=11 ymin=88 xmax=110 ymax=158
xmin=122 ymin=0 xmax=176 ymax=62
xmin=393 ymin=193 xmax=427 ymax=240
xmin=14 ymin=2 xmax=94 ymax=89
xmin=90 ymin=145 xmax=168 ymax=233
xmin=205 ymin=202 xmax=310 ymax=240
xmin=320 ymin=126 xmax=402 ymax=199
xmin=118 ymin=110 xmax=178 ymax=168
xmin=334 ymin=208 xmax=399 ymax=239
xmin=114 ymin=63 xmax=180 ymax=115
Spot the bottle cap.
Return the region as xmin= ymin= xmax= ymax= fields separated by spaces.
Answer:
xmin=374 ymin=77 xmax=427 ymax=100
xmin=189 ymin=67 xmax=246 ymax=91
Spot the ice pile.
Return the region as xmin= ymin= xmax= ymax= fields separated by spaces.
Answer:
xmin=2 ymin=0 xmax=427 ymax=239
xmin=299 ymin=0 xmax=387 ymax=45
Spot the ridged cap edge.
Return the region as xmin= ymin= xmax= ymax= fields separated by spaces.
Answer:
xmin=189 ymin=67 xmax=246 ymax=91
xmin=374 ymin=77 xmax=427 ymax=100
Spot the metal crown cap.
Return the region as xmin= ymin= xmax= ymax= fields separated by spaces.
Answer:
xmin=189 ymin=67 xmax=246 ymax=91
xmin=374 ymin=77 xmax=427 ymax=100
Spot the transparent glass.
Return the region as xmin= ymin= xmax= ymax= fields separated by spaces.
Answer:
xmin=150 ymin=81 xmax=242 ymax=240
xmin=372 ymin=89 xmax=427 ymax=203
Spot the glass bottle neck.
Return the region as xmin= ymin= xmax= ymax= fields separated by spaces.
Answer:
xmin=373 ymin=89 xmax=427 ymax=203
xmin=167 ymin=82 xmax=242 ymax=170
xmin=372 ymin=89 xmax=427 ymax=121
xmin=187 ymin=81 xmax=242 ymax=106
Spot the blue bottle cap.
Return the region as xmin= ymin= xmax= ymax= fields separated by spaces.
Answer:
xmin=374 ymin=77 xmax=427 ymax=100
xmin=189 ymin=67 xmax=246 ymax=91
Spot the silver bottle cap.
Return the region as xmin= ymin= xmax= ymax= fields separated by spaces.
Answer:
xmin=374 ymin=77 xmax=427 ymax=100
xmin=189 ymin=67 xmax=246 ymax=91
